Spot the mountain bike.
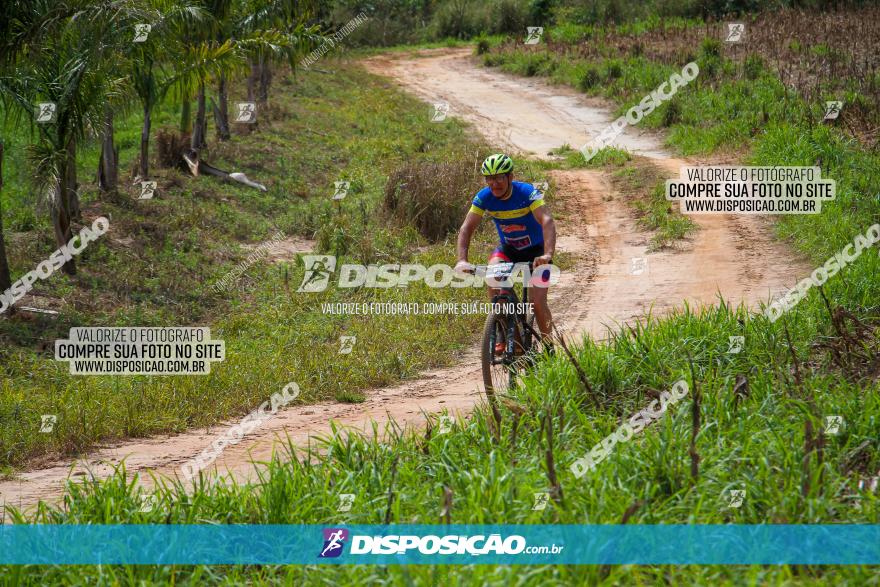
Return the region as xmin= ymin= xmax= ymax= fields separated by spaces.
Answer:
xmin=476 ymin=261 xmax=543 ymax=400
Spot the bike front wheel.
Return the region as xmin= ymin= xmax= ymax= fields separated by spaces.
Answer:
xmin=481 ymin=312 xmax=532 ymax=399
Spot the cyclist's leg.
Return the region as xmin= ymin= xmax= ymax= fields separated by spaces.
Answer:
xmin=487 ymin=246 xmax=516 ymax=355
xmin=487 ymin=245 xmax=510 ymax=301
xmin=527 ymin=248 xmax=554 ymax=343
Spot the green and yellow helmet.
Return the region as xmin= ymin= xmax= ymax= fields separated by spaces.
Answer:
xmin=480 ymin=153 xmax=514 ymax=176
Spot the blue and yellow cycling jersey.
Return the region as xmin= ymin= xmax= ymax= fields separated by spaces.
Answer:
xmin=469 ymin=181 xmax=545 ymax=250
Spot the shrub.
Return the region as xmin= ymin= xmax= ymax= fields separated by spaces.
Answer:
xmin=482 ymin=52 xmax=506 ymax=67
xmin=489 ymin=0 xmax=528 ymax=36
xmin=431 ymin=0 xmax=478 ymax=40
xmin=743 ymin=53 xmax=764 ymax=80
xmin=578 ymin=66 xmax=601 ymax=91
xmin=604 ymin=59 xmax=624 ymax=80
xmin=383 ymin=156 xmax=484 ymax=241
xmin=700 ymin=37 xmax=722 ymax=59
xmin=662 ymin=99 xmax=682 ymax=127
xmin=155 ymin=128 xmax=191 ymax=170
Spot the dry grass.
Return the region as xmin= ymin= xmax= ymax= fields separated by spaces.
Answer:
xmin=506 ymin=6 xmax=880 ymax=145
xmin=383 ymin=153 xmax=485 ymax=241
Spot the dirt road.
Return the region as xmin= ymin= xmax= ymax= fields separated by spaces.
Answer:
xmin=0 ymin=48 xmax=809 ymax=515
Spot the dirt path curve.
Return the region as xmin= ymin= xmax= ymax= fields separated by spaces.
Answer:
xmin=0 ymin=48 xmax=809 ymax=516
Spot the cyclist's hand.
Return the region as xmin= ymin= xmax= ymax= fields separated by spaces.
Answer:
xmin=454 ymin=260 xmax=475 ymax=274
xmin=534 ymin=254 xmax=553 ymax=267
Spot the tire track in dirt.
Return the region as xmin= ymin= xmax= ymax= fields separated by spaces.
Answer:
xmin=0 ymin=48 xmax=810 ymax=515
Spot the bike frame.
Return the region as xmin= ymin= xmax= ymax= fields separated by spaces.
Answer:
xmin=487 ymin=262 xmax=541 ymax=368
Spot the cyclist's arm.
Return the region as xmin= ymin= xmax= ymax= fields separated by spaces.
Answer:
xmin=456 ymin=211 xmax=482 ymax=263
xmin=532 ymin=205 xmax=556 ymax=259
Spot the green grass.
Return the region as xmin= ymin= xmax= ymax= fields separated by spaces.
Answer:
xmin=4 ymin=297 xmax=878 ymax=583
xmin=610 ymin=161 xmax=696 ymax=250
xmin=4 ymin=22 xmax=880 ymax=586
xmin=547 ymin=15 xmax=703 ymax=45
xmin=0 ymin=61 xmax=506 ymax=468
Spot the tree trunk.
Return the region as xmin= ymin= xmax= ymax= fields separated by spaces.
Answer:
xmin=0 ymin=143 xmax=12 ymax=292
xmin=50 ymin=156 xmax=76 ymax=276
xmin=258 ymin=60 xmax=271 ymax=106
xmin=247 ymin=58 xmax=258 ymax=102
xmin=97 ymin=107 xmax=119 ymax=195
xmin=215 ymin=74 xmax=230 ymax=141
xmin=65 ymin=137 xmax=81 ymax=222
xmin=191 ymin=82 xmax=207 ymax=151
xmin=139 ymin=101 xmax=152 ymax=179
xmin=180 ymin=98 xmax=192 ymax=134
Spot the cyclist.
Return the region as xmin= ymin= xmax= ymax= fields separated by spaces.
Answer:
xmin=455 ymin=153 xmax=557 ymax=349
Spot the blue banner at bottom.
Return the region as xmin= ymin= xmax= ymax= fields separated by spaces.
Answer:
xmin=0 ymin=525 xmax=878 ymax=565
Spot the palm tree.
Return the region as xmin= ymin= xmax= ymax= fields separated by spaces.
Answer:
xmin=0 ymin=0 xmax=82 ymax=286
xmin=128 ymin=0 xmax=208 ymax=179
xmin=186 ymin=0 xmax=322 ymax=150
xmin=0 ymin=0 xmax=111 ymax=275
xmin=238 ymin=0 xmax=322 ymax=110
xmin=0 ymin=142 xmax=10 ymax=293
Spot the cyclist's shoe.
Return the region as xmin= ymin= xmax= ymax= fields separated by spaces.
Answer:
xmin=496 ymin=341 xmax=528 ymax=356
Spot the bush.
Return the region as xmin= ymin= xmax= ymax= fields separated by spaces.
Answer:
xmin=431 ymin=0 xmax=479 ymax=39
xmin=604 ymin=59 xmax=624 ymax=80
xmin=488 ymin=0 xmax=528 ymax=36
xmin=743 ymin=53 xmax=764 ymax=80
xmin=578 ymin=66 xmax=601 ymax=91
xmin=155 ymin=128 xmax=191 ymax=170
xmin=383 ymin=157 xmax=484 ymax=241
xmin=701 ymin=37 xmax=722 ymax=59
xmin=662 ymin=99 xmax=682 ymax=127
xmin=482 ymin=52 xmax=506 ymax=67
